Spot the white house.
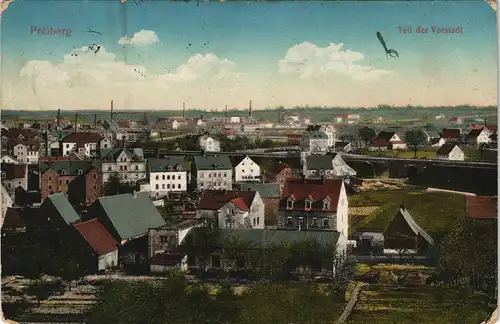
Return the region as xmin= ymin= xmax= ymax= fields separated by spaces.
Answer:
xmin=197 ymin=190 xmax=265 ymax=229
xmin=100 ymin=148 xmax=147 ymax=184
xmin=302 ymin=154 xmax=357 ymax=179
xmin=172 ymin=119 xmax=188 ymax=130
xmin=61 ymin=132 xmax=104 ymax=157
xmin=1 ymin=184 xmax=14 ymax=223
xmin=1 ymin=155 xmax=18 ymax=164
xmin=431 ymin=138 xmax=446 ymax=148
xmin=9 ymin=140 xmax=39 ymax=164
xmin=279 ymin=178 xmax=348 ymax=254
xmin=436 ymin=143 xmax=465 ymax=161
xmin=191 ymin=155 xmax=233 ymax=190
xmin=300 ymin=131 xmax=329 ymax=153
xmin=371 ymin=131 xmax=407 ymax=151
xmin=1 ymin=164 xmax=28 ymax=197
xmin=148 ymin=157 xmax=188 ymax=198
xmin=198 ymin=135 xmax=221 ymax=152
xmin=467 ymin=128 xmax=494 ymax=146
xmin=229 ymin=116 xmax=241 ymax=123
xmin=233 ymin=156 xmax=261 ymax=182
xmin=100 ymin=137 xmax=113 ymax=150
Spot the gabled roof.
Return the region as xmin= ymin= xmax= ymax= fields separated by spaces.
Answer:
xmin=3 ymin=208 xmax=25 ymax=228
xmin=398 ymin=207 xmax=434 ymax=245
xmin=436 ymin=143 xmax=459 ymax=155
xmin=1 ymin=163 xmax=27 ymax=180
xmin=304 ymin=131 xmax=328 ymax=139
xmin=241 ymin=183 xmax=281 ymax=198
xmin=95 ymin=192 xmax=166 ymax=241
xmin=230 ymin=155 xmax=256 ymax=168
xmin=198 ymin=190 xmax=256 ymax=210
xmin=193 ymin=155 xmax=232 ymax=171
xmin=467 ymin=129 xmax=483 ymax=138
xmin=306 ymin=155 xmax=333 ymax=170
xmin=61 ymin=132 xmax=103 ymax=146
xmin=100 ymin=148 xmax=144 ymax=162
xmin=199 ymin=228 xmax=340 ymax=249
xmin=281 ymin=178 xmax=343 ymax=212
xmin=268 ymin=162 xmax=290 ymax=176
xmin=3 ymin=128 xmax=40 ymax=140
xmin=73 ymin=218 xmax=119 ymax=255
xmin=375 ymin=131 xmax=396 ymax=141
xmin=442 ymin=128 xmax=461 ymax=139
xmin=423 ymin=130 xmax=440 ymax=139
xmin=39 ymin=160 xmax=96 ymax=176
xmin=466 ymin=196 xmax=497 ymax=219
xmin=46 ymin=193 xmax=81 ymax=225
xmin=8 ymin=139 xmax=40 ymax=150
xmin=230 ymin=198 xmax=249 ymax=211
xmin=148 ymin=157 xmax=186 ymax=172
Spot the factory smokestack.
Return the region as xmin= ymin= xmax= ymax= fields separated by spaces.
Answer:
xmin=74 ymin=113 xmax=78 ymax=132
xmin=110 ymin=100 xmax=114 ymax=121
xmin=183 ymin=102 xmax=186 ymax=118
xmin=225 ymin=105 xmax=228 ymax=123
xmin=94 ymin=114 xmax=97 ymax=128
xmin=57 ymin=109 xmax=61 ymax=129
xmin=249 ymin=100 xmax=252 ymax=117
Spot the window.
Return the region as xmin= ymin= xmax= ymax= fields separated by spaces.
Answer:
xmin=287 ymin=200 xmax=294 ymax=209
xmin=305 ymin=200 xmax=312 ymax=209
xmin=167 ymin=184 xmax=170 ymax=189
xmin=323 ymin=218 xmax=329 ymax=226
xmin=48 ymin=176 xmax=52 ymax=181
xmin=178 ymin=184 xmax=181 ymax=189
xmin=211 ymin=255 xmax=221 ymax=268
xmin=253 ymin=218 xmax=256 ymax=226
xmin=48 ymin=185 xmax=52 ymax=190
xmin=312 ymin=218 xmax=318 ymax=226
xmin=286 ymin=217 xmax=293 ymax=226
xmin=162 ymin=184 xmax=165 ymax=189
xmin=167 ymin=175 xmax=171 ymax=180
xmin=66 ymin=144 xmax=69 ymax=148
xmin=155 ymin=184 xmax=159 ymax=190
xmin=200 ymin=172 xmax=204 ymax=178
xmin=60 ymin=169 xmax=66 ymax=175
xmin=223 ymin=172 xmax=227 ymax=177
xmin=162 ymin=175 xmax=165 ymax=180
xmin=178 ymin=175 xmax=181 ymax=180
xmin=59 ymin=180 xmax=63 ymax=185
xmin=242 ymin=169 xmax=245 ymax=173
xmin=257 ymin=217 xmax=260 ymax=225
xmin=135 ymin=165 xmax=138 ymax=171
xmin=108 ymin=166 xmax=112 ymax=171
xmin=323 ymin=201 xmax=329 ymax=210
xmin=218 ymin=172 xmax=221 ymax=177
xmin=160 ymin=235 xmax=168 ymax=243
xmin=93 ymin=174 xmax=97 ymax=180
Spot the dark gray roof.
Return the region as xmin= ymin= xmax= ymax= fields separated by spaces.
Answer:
xmin=424 ymin=130 xmax=440 ymax=139
xmin=193 ymin=155 xmax=232 ymax=170
xmin=96 ymin=192 xmax=166 ymax=241
xmin=306 ymin=155 xmax=333 ymax=170
xmin=399 ymin=208 xmax=434 ymax=245
xmin=47 ymin=193 xmax=80 ymax=225
xmin=148 ymin=158 xmax=186 ymax=172
xmin=241 ymin=183 xmax=280 ymax=198
xmin=214 ymin=229 xmax=340 ymax=249
xmin=100 ymin=148 xmax=144 ymax=162
xmin=304 ymin=131 xmax=328 ymax=139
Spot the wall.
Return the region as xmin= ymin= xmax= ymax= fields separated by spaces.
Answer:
xmin=196 ymin=169 xmax=232 ymax=190
xmin=448 ymin=147 xmax=465 ymax=161
xmin=150 ymin=171 xmax=187 ymax=195
xmin=234 ymin=157 xmax=261 ymax=182
xmin=98 ymin=250 xmax=119 ymax=271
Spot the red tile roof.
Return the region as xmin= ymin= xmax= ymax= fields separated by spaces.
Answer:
xmin=442 ymin=128 xmax=461 ymax=139
xmin=3 ymin=128 xmax=39 ymax=140
xmin=73 ymin=218 xmax=119 ymax=255
xmin=466 ymin=196 xmax=497 ymax=219
xmin=197 ymin=190 xmax=256 ymax=211
xmin=281 ymin=178 xmax=343 ymax=212
xmin=61 ymin=132 xmax=103 ymax=147
xmin=3 ymin=208 xmax=25 ymax=228
xmin=230 ymin=198 xmax=249 ymax=211
xmin=1 ymin=164 xmax=27 ymax=180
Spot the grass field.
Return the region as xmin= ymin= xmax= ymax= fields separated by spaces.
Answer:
xmin=348 ymin=190 xmax=466 ymax=240
xmin=347 ymin=285 xmax=494 ymax=324
xmin=365 ymin=147 xmax=497 ymax=162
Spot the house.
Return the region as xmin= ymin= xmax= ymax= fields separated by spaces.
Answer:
xmin=184 ymin=228 xmax=343 ymax=275
xmin=436 ymin=143 xmax=464 ymax=161
xmin=2 ymin=128 xmax=41 ymax=142
xmin=465 ymin=196 xmax=497 ymax=219
xmin=1 ymin=163 xmax=28 ymax=197
xmin=1 ymin=184 xmax=14 ymax=221
xmin=148 ymin=219 xmax=204 ymax=273
xmin=89 ymin=191 xmax=166 ymax=244
xmin=266 ymin=162 xmax=293 ymax=193
xmin=8 ymin=140 xmax=40 ymax=164
xmin=302 ymin=154 xmax=356 ymax=179
xmin=371 ymin=131 xmax=407 ymax=150
xmin=198 ymin=135 xmax=221 ymax=152
xmin=232 ymin=155 xmax=261 ymax=183
xmin=73 ymin=218 xmax=119 ymax=272
xmin=196 ymin=190 xmax=265 ymax=229
xmin=191 ymin=155 xmax=233 ymax=191
xmin=39 ymin=160 xmax=101 ymax=203
xmin=2 ymin=207 xmax=26 ymax=233
xmin=100 ymin=148 xmax=147 ymax=184
xmin=279 ymin=178 xmax=349 ymax=245
xmin=36 ymin=193 xmax=81 ymax=232
xmin=423 ymin=131 xmax=441 ymax=143
xmin=431 ymin=138 xmax=446 ymax=148
xmin=306 ymin=125 xmax=337 ymax=149
xmin=335 ymin=142 xmax=352 ymax=153
xmin=384 ymin=205 xmax=434 ymax=255
xmin=1 ymin=155 xmax=18 ymax=164
xmin=300 ymin=131 xmax=329 ymax=153
xmin=148 ymin=157 xmax=188 ymax=198
xmin=466 ymin=128 xmax=494 ymax=146
xmin=61 ymin=132 xmax=104 ymax=157
xmin=441 ymin=128 xmax=461 ymax=141
xmin=240 ymin=183 xmax=281 ymax=226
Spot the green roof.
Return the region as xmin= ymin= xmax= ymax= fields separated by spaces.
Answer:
xmin=305 ymin=131 xmax=328 ymax=139
xmin=193 ymin=155 xmax=232 ymax=171
xmin=46 ymin=193 xmax=80 ymax=225
xmin=241 ymin=183 xmax=280 ymax=198
xmin=40 ymin=161 xmax=96 ymax=176
xmin=100 ymin=148 xmax=143 ymax=162
xmin=214 ymin=229 xmax=340 ymax=249
xmin=148 ymin=157 xmax=186 ymax=172
xmin=306 ymin=155 xmax=334 ymax=170
xmin=97 ymin=192 xmax=166 ymax=241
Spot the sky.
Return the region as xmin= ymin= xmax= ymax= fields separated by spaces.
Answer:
xmin=0 ymin=0 xmax=497 ymax=111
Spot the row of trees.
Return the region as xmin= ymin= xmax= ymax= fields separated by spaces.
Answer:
xmin=86 ymin=274 xmax=347 ymax=324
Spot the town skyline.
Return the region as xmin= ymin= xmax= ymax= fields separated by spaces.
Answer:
xmin=1 ymin=1 xmax=497 ymax=111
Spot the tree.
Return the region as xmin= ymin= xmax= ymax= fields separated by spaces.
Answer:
xmin=358 ymin=127 xmax=376 ymax=147
xmin=103 ymin=174 xmax=135 ymax=196
xmin=26 ymin=279 xmax=51 ymax=306
xmin=56 ymin=257 xmax=86 ymax=291
xmin=478 ymin=142 xmax=489 ymax=159
xmin=405 ymin=128 xmax=427 ymax=158
xmin=156 ymin=202 xmax=178 ymax=225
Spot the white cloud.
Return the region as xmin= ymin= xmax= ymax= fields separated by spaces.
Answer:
xmin=118 ymin=30 xmax=159 ymax=46
xmin=15 ymin=45 xmax=243 ymax=110
xmin=279 ymin=41 xmax=393 ymax=82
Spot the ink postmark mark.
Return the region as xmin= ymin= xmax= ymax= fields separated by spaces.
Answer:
xmin=398 ymin=25 xmax=464 ymax=35
xmin=30 ymin=26 xmax=72 ymax=38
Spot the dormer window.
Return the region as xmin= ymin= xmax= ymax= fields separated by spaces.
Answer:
xmin=323 ymin=201 xmax=329 ymax=210
xmin=60 ymin=169 xmax=66 ymax=175
xmin=1 ymin=172 xmax=5 ymax=179
xmin=305 ymin=199 xmax=312 ymax=209
xmin=287 ymin=198 xmax=294 ymax=209
xmin=77 ymin=169 xmax=83 ymax=175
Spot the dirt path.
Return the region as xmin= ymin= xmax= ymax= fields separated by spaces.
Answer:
xmin=336 ymin=282 xmax=366 ymax=324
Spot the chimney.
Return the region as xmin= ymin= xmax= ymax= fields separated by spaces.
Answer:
xmin=248 ymin=100 xmax=252 ymax=118
xmin=320 ymin=175 xmax=325 ymax=184
xmin=224 ymin=105 xmax=228 ymax=123
xmin=110 ymin=100 xmax=114 ymax=121
xmin=57 ymin=109 xmax=61 ymax=129
xmin=182 ymin=102 xmax=186 ymax=118
xmin=45 ymin=131 xmax=49 ymax=156
xmin=400 ymin=204 xmax=405 ymax=210
xmin=94 ymin=114 xmax=97 ymax=128
xmin=74 ymin=113 xmax=78 ymax=131
xmin=484 ymin=118 xmax=487 ymax=127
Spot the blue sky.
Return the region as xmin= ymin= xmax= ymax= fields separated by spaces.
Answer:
xmin=1 ymin=0 xmax=497 ymax=110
